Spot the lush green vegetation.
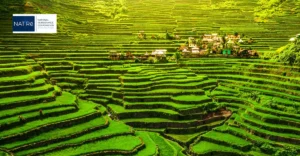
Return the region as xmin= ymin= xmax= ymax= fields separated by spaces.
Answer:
xmin=0 ymin=0 xmax=300 ymax=155
xmin=263 ymin=35 xmax=300 ymax=66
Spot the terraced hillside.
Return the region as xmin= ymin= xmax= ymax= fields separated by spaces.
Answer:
xmin=1 ymin=0 xmax=300 ymax=155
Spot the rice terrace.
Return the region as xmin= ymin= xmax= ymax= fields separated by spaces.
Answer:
xmin=0 ymin=0 xmax=300 ymax=155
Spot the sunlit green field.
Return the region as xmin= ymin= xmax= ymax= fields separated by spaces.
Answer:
xmin=0 ymin=0 xmax=299 ymax=155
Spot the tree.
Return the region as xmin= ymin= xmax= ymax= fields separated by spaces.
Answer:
xmin=275 ymin=147 xmax=297 ymax=156
xmin=277 ymin=43 xmax=299 ymax=66
xmin=254 ymin=0 xmax=288 ymax=22
xmin=260 ymin=143 xmax=276 ymax=155
xmin=174 ymin=52 xmax=181 ymax=64
xmin=166 ymin=30 xmax=173 ymax=40
xmin=264 ymin=36 xmax=300 ymax=66
xmin=234 ymin=32 xmax=239 ymax=37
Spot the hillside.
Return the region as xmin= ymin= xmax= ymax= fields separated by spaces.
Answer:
xmin=0 ymin=0 xmax=300 ymax=156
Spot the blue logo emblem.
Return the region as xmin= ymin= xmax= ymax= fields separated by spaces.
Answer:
xmin=12 ymin=16 xmax=35 ymax=32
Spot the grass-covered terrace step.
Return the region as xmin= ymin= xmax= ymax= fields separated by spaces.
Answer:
xmin=79 ymin=68 xmax=128 ymax=74
xmin=51 ymin=77 xmax=88 ymax=84
xmin=199 ymin=130 xmax=252 ymax=151
xmin=74 ymin=59 xmax=129 ymax=65
xmin=0 ymin=66 xmax=35 ymax=77
xmin=123 ymin=79 xmax=216 ymax=90
xmin=0 ymin=99 xmax=101 ymax=144
xmin=0 ymin=55 xmax=26 ymax=59
xmin=64 ymin=57 xmax=110 ymax=61
xmin=21 ymin=50 xmax=109 ymax=54
xmin=0 ymin=84 xmax=54 ymax=99
xmin=240 ymin=111 xmax=300 ymax=136
xmin=34 ymin=58 xmax=66 ymax=62
xmin=0 ymin=71 xmax=45 ymax=86
xmin=86 ymin=98 xmax=110 ymax=106
xmin=215 ymin=124 xmax=300 ymax=150
xmin=148 ymin=132 xmax=186 ymax=156
xmin=124 ymin=95 xmax=172 ymax=103
xmin=122 ymin=88 xmax=205 ymax=96
xmin=245 ymin=68 xmax=300 ymax=78
xmin=14 ymin=119 xmax=134 ymax=156
xmin=56 ymin=82 xmax=82 ymax=89
xmin=123 ymin=113 xmax=229 ymax=130
xmin=161 ymin=131 xmax=206 ymax=147
xmin=79 ymin=94 xmax=111 ymax=101
xmin=220 ymin=79 xmax=300 ymax=97
xmin=221 ymin=82 xmax=300 ymax=102
xmin=0 ymin=92 xmax=76 ymax=121
xmin=151 ymin=72 xmax=198 ymax=79
xmin=189 ymin=66 xmax=233 ymax=71
xmin=123 ymin=76 xmax=207 ymax=88
xmin=108 ymin=103 xmax=225 ymax=120
xmin=7 ymin=116 xmax=108 ymax=152
xmin=122 ymin=44 xmax=179 ymax=48
xmin=47 ymin=70 xmax=80 ymax=76
xmin=134 ymin=131 xmax=159 ymax=156
xmin=0 ymin=105 xmax=77 ymax=131
xmin=73 ymin=64 xmax=101 ymax=70
xmin=85 ymin=89 xmax=117 ymax=96
xmin=234 ymin=114 xmax=300 ymax=145
xmin=44 ymin=135 xmax=143 ymax=156
xmin=123 ymin=94 xmax=211 ymax=104
xmin=244 ymin=108 xmax=300 ymax=129
xmin=0 ymin=51 xmax=21 ymax=55
xmin=0 ymin=62 xmax=38 ymax=69
xmin=171 ymin=95 xmax=212 ymax=104
xmin=121 ymin=72 xmax=194 ymax=80
xmin=0 ymin=91 xmax=57 ymax=110
xmin=86 ymin=82 xmax=121 ymax=88
xmin=253 ymin=105 xmax=300 ymax=121
xmin=245 ymin=64 xmax=300 ymax=74
xmin=165 ymin=119 xmax=227 ymax=134
xmin=210 ymin=74 xmax=300 ymax=91
xmin=37 ymin=53 xmax=109 ymax=58
xmin=210 ymin=90 xmax=234 ymax=97
xmin=0 ymin=79 xmax=45 ymax=93
xmin=108 ymin=104 xmax=187 ymax=120
xmin=0 ymin=58 xmax=27 ymax=64
xmin=190 ymin=140 xmax=254 ymax=156
xmin=45 ymin=65 xmax=73 ymax=71
xmin=124 ymin=101 xmax=218 ymax=116
xmin=236 ymin=69 xmax=300 ymax=83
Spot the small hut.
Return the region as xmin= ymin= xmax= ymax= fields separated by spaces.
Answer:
xmin=188 ymin=37 xmax=197 ymax=47
xmin=181 ymin=47 xmax=190 ymax=56
xmin=212 ymin=33 xmax=221 ymax=42
xmin=125 ymin=52 xmax=134 ymax=60
xmin=109 ymin=50 xmax=120 ymax=60
xmin=138 ymin=31 xmax=146 ymax=39
xmin=202 ymin=34 xmax=213 ymax=43
xmin=151 ymin=49 xmax=167 ymax=60
xmin=191 ymin=47 xmax=200 ymax=57
xmin=151 ymin=49 xmax=167 ymax=57
xmin=191 ymin=47 xmax=200 ymax=54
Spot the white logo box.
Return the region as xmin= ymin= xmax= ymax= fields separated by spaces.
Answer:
xmin=13 ymin=14 xmax=57 ymax=34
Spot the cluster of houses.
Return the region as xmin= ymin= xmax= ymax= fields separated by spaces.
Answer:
xmin=109 ymin=33 xmax=259 ymax=61
xmin=109 ymin=49 xmax=167 ymax=61
xmin=180 ymin=33 xmax=258 ymax=57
